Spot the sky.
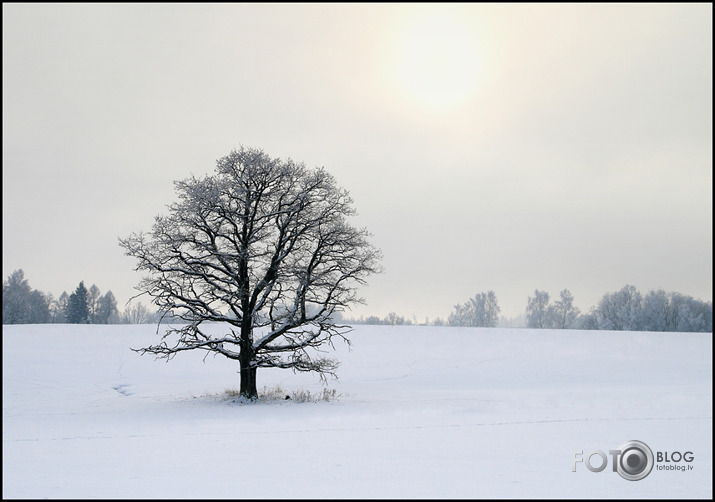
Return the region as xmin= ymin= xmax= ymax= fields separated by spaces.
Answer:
xmin=3 ymin=3 xmax=712 ymax=322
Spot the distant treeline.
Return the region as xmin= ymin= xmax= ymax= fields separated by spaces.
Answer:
xmin=346 ymin=286 xmax=712 ymax=332
xmin=3 ymin=270 xmax=711 ymax=332
xmin=2 ymin=270 xmax=157 ymax=325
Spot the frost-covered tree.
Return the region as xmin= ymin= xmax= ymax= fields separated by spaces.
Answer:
xmin=589 ymin=286 xmax=711 ymax=332
xmin=66 ymin=281 xmax=90 ymax=324
xmin=668 ymin=292 xmax=712 ymax=332
xmin=120 ymin=146 xmax=382 ymax=399
xmin=2 ymin=269 xmax=50 ymax=324
xmin=552 ymin=289 xmax=580 ymax=329
xmin=449 ymin=291 xmax=500 ymax=327
xmin=594 ymin=285 xmax=642 ymax=331
xmin=3 ymin=269 xmax=33 ymax=324
xmin=639 ymin=290 xmax=712 ymax=332
xmin=639 ymin=289 xmax=671 ymax=331
xmin=526 ymin=290 xmax=554 ymax=329
xmin=577 ymin=308 xmax=599 ymax=330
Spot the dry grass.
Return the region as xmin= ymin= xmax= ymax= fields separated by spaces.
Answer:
xmin=221 ymin=384 xmax=339 ymax=404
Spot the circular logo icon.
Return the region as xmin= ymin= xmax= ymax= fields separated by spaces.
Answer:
xmin=616 ymin=440 xmax=654 ymax=481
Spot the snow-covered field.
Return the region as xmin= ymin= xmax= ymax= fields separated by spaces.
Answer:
xmin=2 ymin=323 xmax=712 ymax=499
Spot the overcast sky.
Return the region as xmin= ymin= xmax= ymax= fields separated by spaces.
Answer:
xmin=3 ymin=3 xmax=712 ymax=322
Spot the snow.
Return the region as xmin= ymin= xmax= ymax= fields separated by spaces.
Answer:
xmin=3 ymin=323 xmax=712 ymax=498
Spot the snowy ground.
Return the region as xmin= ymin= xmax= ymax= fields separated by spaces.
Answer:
xmin=2 ymin=323 xmax=712 ymax=499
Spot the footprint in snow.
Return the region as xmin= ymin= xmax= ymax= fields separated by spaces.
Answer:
xmin=113 ymin=384 xmax=132 ymax=396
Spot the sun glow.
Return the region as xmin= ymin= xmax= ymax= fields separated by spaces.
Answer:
xmin=391 ymin=13 xmax=481 ymax=108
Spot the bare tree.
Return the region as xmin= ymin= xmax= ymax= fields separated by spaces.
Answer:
xmin=122 ymin=301 xmax=151 ymax=324
xmin=54 ymin=292 xmax=69 ymax=323
xmin=87 ymin=284 xmax=101 ymax=323
xmin=119 ymin=147 xmax=382 ymax=399
xmin=96 ymin=291 xmax=120 ymax=324
xmin=385 ymin=312 xmax=406 ymax=326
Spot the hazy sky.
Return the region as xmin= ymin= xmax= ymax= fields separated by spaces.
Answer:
xmin=3 ymin=3 xmax=712 ymax=322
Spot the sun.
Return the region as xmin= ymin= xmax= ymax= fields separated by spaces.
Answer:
xmin=391 ymin=12 xmax=481 ymax=108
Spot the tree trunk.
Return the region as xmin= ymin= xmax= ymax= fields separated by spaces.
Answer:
xmin=239 ymin=333 xmax=258 ymax=399
xmin=239 ymin=359 xmax=258 ymax=399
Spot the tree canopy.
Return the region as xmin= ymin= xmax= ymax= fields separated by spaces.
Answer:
xmin=120 ymin=147 xmax=382 ymax=398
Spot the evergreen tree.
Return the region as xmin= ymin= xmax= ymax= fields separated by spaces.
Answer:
xmin=66 ymin=281 xmax=90 ymax=324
